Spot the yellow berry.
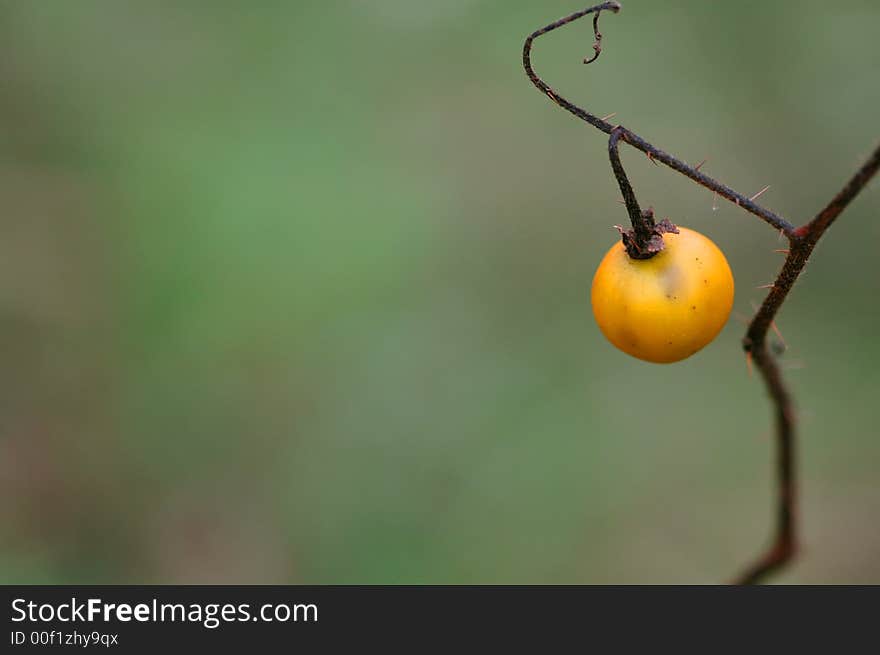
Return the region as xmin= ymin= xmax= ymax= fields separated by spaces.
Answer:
xmin=590 ymin=227 xmax=734 ymax=363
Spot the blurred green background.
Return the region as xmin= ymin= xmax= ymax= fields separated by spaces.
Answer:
xmin=1 ymin=0 xmax=878 ymax=584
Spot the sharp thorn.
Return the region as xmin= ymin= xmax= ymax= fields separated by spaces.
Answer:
xmin=770 ymin=320 xmax=786 ymax=348
xmin=749 ymin=184 xmax=771 ymax=201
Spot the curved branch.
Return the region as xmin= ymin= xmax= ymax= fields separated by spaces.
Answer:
xmin=745 ymin=146 xmax=880 ymax=350
xmin=801 ymin=145 xmax=880 ymax=239
xmin=522 ymin=3 xmax=795 ymax=234
xmin=734 ymin=142 xmax=880 ymax=584
xmin=522 ymin=2 xmax=621 ymax=132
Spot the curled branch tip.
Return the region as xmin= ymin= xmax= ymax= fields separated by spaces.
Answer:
xmin=584 ymin=3 xmax=621 ymax=64
xmin=583 ymin=13 xmax=603 ymax=64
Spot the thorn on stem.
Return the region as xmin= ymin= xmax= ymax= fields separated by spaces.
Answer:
xmin=770 ymin=320 xmax=786 ymax=354
xmin=749 ymin=185 xmax=771 ymax=201
xmin=695 ymin=158 xmax=708 ymax=172
xmin=600 ymin=112 xmax=617 ymax=121
xmin=757 ymin=283 xmax=775 ymax=289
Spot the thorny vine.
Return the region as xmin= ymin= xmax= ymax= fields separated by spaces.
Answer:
xmin=523 ymin=1 xmax=880 ymax=584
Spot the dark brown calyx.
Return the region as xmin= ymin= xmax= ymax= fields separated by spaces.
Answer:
xmin=616 ymin=208 xmax=678 ymax=259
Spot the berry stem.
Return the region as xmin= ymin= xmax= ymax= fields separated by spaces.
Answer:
xmin=608 ymin=126 xmax=677 ymax=259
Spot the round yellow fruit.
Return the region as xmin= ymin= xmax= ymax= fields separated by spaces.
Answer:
xmin=590 ymin=226 xmax=734 ymax=363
